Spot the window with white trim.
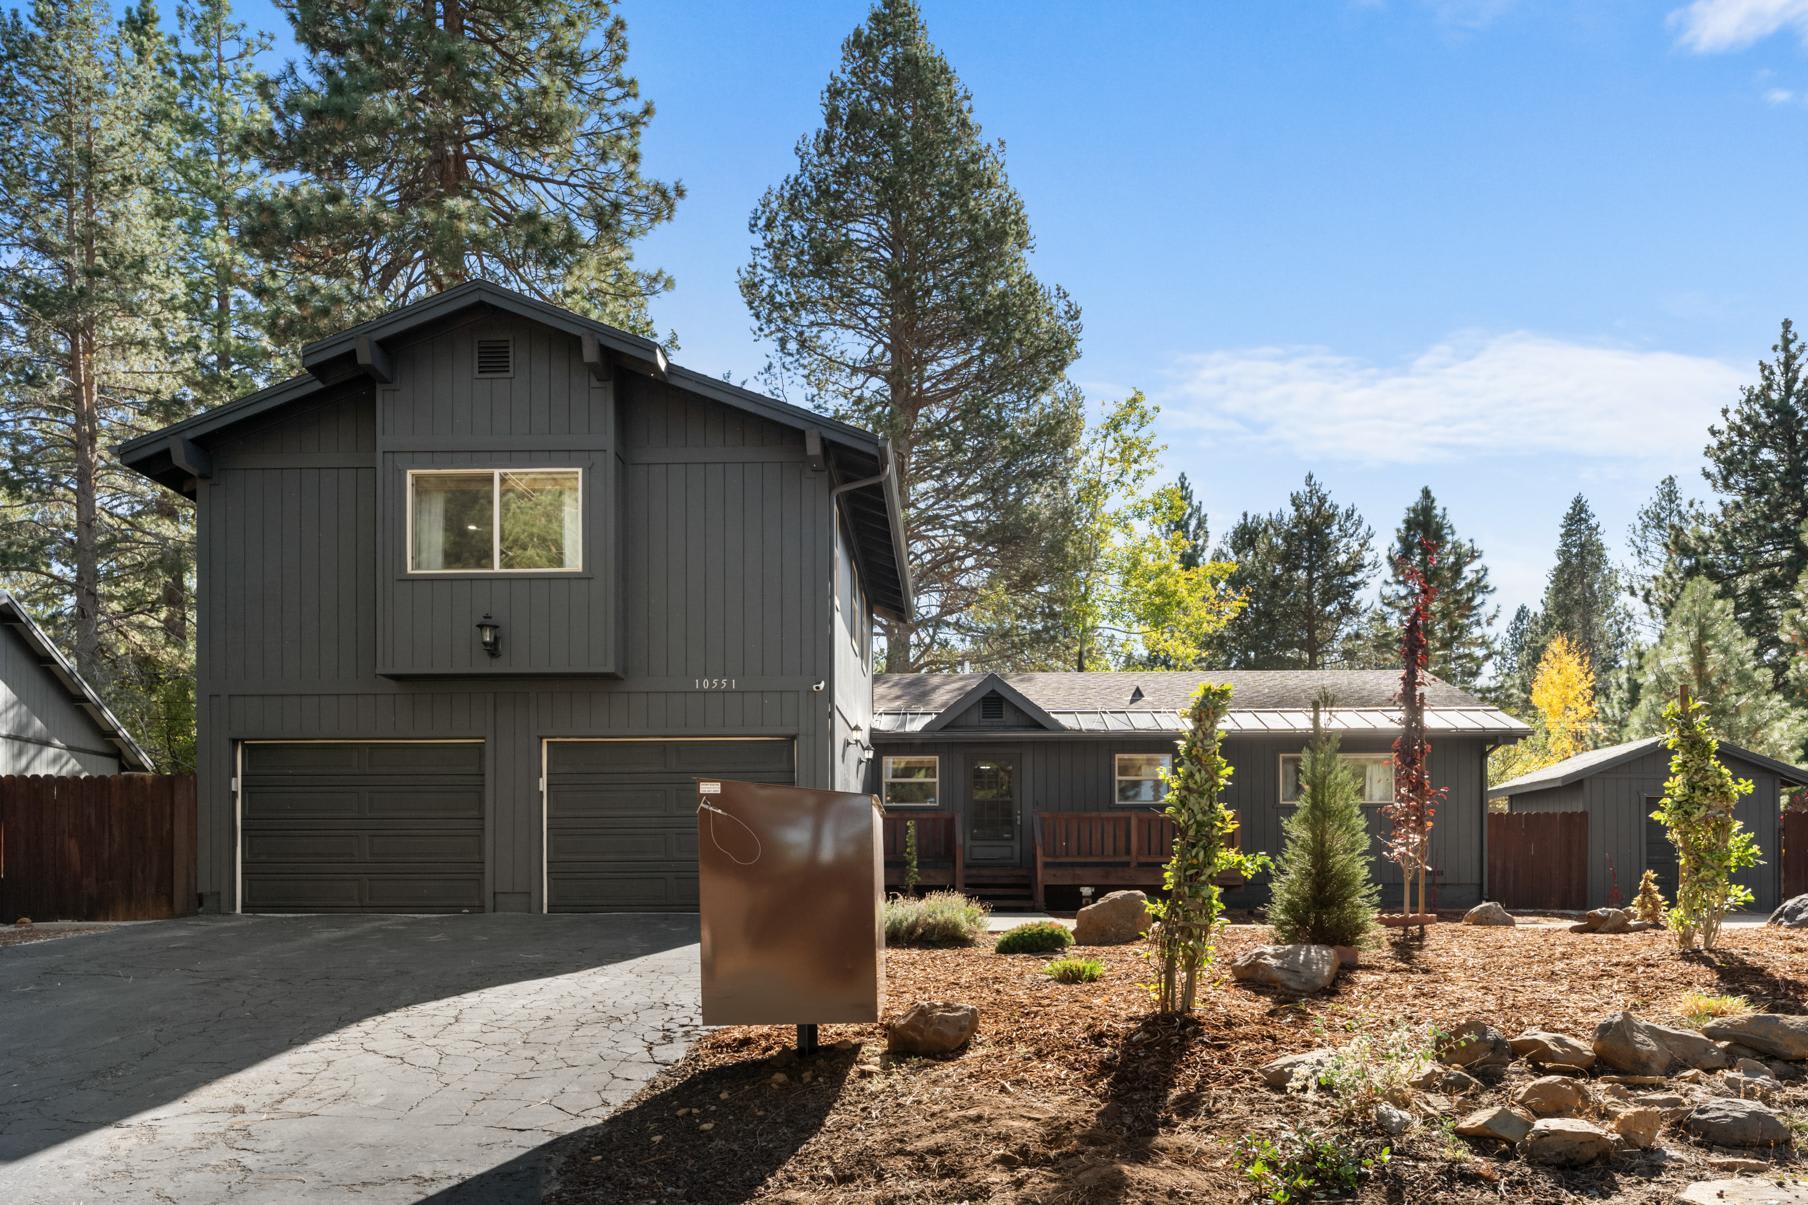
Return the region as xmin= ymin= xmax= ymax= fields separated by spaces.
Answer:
xmin=408 ymin=469 xmax=582 ymax=572
xmin=1280 ymin=753 xmax=1397 ymax=806
xmin=882 ymin=755 xmax=939 ymax=806
xmin=1115 ymin=752 xmax=1171 ymax=805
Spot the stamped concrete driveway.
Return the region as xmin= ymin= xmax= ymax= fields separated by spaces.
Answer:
xmin=0 ymin=914 xmax=699 ymax=1204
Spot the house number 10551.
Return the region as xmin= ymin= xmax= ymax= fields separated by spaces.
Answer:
xmin=693 ymin=678 xmax=737 ymax=690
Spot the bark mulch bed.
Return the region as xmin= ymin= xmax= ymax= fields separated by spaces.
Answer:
xmin=550 ymin=922 xmax=1808 ymax=1204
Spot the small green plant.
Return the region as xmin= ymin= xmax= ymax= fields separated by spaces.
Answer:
xmin=1236 ymin=1127 xmax=1388 ymax=1203
xmin=902 ymin=820 xmax=921 ymax=894
xmin=1680 ymin=990 xmax=1750 ymax=1026
xmin=1268 ymin=693 xmax=1380 ymax=949
xmin=1652 ymin=694 xmax=1761 ymax=951
xmin=995 ymin=920 xmax=1073 ymax=955
xmin=1312 ymin=1023 xmax=1438 ymax=1126
xmin=1631 ymin=869 xmax=1667 ymax=926
xmin=882 ymin=891 xmax=989 ymax=947
xmin=1044 ymin=956 xmax=1105 ymax=983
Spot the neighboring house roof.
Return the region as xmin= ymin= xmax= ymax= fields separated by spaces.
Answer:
xmin=115 ymin=280 xmax=912 ymax=621
xmin=873 ymin=670 xmax=1530 ymax=738
xmin=1488 ymin=735 xmax=1808 ymax=798
xmin=0 ymin=593 xmax=153 ymax=772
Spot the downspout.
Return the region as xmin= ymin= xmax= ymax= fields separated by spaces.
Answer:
xmin=823 ymin=438 xmax=893 ymax=792
xmin=828 ymin=436 xmax=894 ymax=502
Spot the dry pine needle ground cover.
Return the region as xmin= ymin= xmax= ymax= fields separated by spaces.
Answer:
xmin=552 ymin=922 xmax=1808 ymax=1204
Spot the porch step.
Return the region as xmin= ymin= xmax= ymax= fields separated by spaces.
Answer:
xmin=962 ymin=868 xmax=1035 ymax=907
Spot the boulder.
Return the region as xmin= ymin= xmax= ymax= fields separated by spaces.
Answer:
xmin=1073 ymin=890 xmax=1150 ymax=945
xmin=1612 ymin=1106 xmax=1664 ymax=1150
xmin=885 ymin=1002 xmax=979 ymax=1056
xmin=1571 ymin=907 xmax=1633 ymax=934
xmin=1411 ymin=1064 xmax=1482 ymax=1094
xmin=1259 ymin=1048 xmax=1336 ymax=1090
xmin=1455 ymin=1105 xmax=1535 ymax=1145
xmin=1596 ymin=1011 xmax=1679 ymax=1076
xmin=1511 ymin=1029 xmax=1596 ymax=1069
xmin=1376 ymin=1103 xmax=1414 ymax=1137
xmin=1719 ymin=1067 xmax=1782 ymax=1104
xmin=1704 ymin=1015 xmax=1808 ymax=1062
xmin=1513 ymin=1075 xmax=1590 ymax=1118
xmin=1648 ymin=1020 xmax=1735 ymax=1071
xmin=1520 ymin=1118 xmax=1614 ymax=1166
xmin=1769 ymin=893 xmax=1808 ymax=928
xmin=1676 ymin=1179 xmax=1808 ymax=1205
xmin=1438 ymin=1019 xmax=1514 ymax=1074
xmin=1463 ymin=901 xmax=1515 ymax=926
xmin=1230 ymin=944 xmax=1338 ymax=996
xmin=1683 ymin=1098 xmax=1793 ymax=1149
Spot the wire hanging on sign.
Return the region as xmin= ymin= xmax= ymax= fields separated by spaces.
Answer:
xmin=697 ymin=796 xmax=762 ymax=866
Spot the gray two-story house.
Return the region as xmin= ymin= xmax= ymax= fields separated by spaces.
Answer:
xmin=121 ymin=282 xmax=908 ymax=915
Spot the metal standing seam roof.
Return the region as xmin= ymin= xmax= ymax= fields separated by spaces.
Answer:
xmin=0 ymin=592 xmax=154 ymax=772
xmin=870 ymin=670 xmax=1530 ymax=739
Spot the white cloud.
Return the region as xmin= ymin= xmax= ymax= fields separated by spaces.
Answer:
xmin=1766 ymin=85 xmax=1799 ymax=101
xmin=1671 ymin=0 xmax=1808 ymax=53
xmin=1158 ymin=332 xmax=1744 ymax=466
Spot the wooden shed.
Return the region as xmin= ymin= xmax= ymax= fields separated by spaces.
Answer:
xmin=1491 ymin=737 xmax=1808 ymax=914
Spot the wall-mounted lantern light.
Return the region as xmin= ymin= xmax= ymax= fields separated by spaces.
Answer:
xmin=476 ymin=613 xmax=502 ymax=658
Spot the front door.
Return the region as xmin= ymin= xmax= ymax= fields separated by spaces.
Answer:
xmin=966 ymin=753 xmax=1020 ymax=865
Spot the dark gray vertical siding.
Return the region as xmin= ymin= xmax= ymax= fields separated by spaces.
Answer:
xmin=195 ymin=348 xmax=840 ymax=912
xmin=869 ymin=732 xmax=1492 ymax=907
xmin=0 ymin=623 xmax=122 ymax=775
xmin=830 ymin=515 xmax=874 ymax=792
xmin=1508 ymin=747 xmax=1782 ymax=911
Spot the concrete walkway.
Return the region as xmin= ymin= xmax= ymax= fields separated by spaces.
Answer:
xmin=0 ymin=913 xmax=699 ymax=1204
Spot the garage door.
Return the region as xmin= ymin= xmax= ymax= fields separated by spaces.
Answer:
xmin=544 ymin=738 xmax=793 ymax=912
xmin=240 ymin=742 xmax=485 ymax=913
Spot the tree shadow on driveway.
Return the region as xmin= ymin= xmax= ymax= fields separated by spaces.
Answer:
xmin=0 ymin=912 xmax=698 ymax=1171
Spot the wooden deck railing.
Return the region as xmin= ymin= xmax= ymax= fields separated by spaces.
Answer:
xmin=881 ymin=809 xmax=963 ymax=891
xmin=1032 ymin=809 xmax=1240 ymax=909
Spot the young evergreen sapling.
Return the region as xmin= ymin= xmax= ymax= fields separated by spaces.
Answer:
xmin=1268 ymin=694 xmax=1379 ymax=948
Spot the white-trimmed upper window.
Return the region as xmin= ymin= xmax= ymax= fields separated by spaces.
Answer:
xmin=882 ymin=755 xmax=939 ymax=807
xmin=408 ymin=469 xmax=581 ymax=573
xmin=1115 ymin=752 xmax=1171 ymax=805
xmin=1280 ymin=753 xmax=1397 ymax=806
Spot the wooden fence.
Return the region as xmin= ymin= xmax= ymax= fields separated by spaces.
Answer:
xmin=1784 ymin=811 xmax=1808 ymax=902
xmin=0 ymin=775 xmax=197 ymax=923
xmin=1487 ymin=810 xmax=1588 ymax=911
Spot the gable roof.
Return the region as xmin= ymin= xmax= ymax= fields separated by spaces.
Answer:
xmin=874 ymin=670 xmax=1530 ymax=739
xmin=1488 ymin=735 xmax=1808 ymax=798
xmin=0 ymin=593 xmax=153 ymax=772
xmin=116 ymin=281 xmax=911 ymax=620
xmin=918 ymin=672 xmax=1065 ymax=732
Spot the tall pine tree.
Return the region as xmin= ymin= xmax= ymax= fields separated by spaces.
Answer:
xmin=1626 ymin=475 xmax=1703 ymax=637
xmin=257 ymin=0 xmax=681 ymax=342
xmin=741 ymin=0 xmax=1083 ymax=671
xmin=1695 ymin=319 xmax=1808 ymax=685
xmin=1377 ymin=488 xmax=1497 ymax=688
xmin=1629 ymin=577 xmax=1807 ymax=761
xmin=1213 ymin=474 xmax=1375 ymax=669
xmin=1539 ymin=494 xmax=1631 ymax=682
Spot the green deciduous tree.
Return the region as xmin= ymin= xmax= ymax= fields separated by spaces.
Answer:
xmin=741 ymin=0 xmax=1082 ymax=671
xmin=1214 ymin=474 xmax=1375 ymax=669
xmin=1267 ymin=696 xmax=1379 ymax=949
xmin=1694 ymin=320 xmax=1808 ymax=686
xmin=972 ymin=393 xmax=1240 ymax=670
xmin=258 ymin=0 xmax=681 ymax=343
xmin=1651 ymin=695 xmax=1761 ymax=951
xmin=1377 ymin=487 xmax=1497 ymax=688
xmin=1629 ymin=577 xmax=1808 ymax=760
xmin=1148 ymin=683 xmax=1269 ymax=1014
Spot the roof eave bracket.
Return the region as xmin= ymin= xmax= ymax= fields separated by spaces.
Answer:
xmin=354 ymin=334 xmax=393 ymax=384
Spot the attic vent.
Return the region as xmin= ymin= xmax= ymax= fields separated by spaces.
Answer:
xmin=980 ymin=694 xmax=1006 ymax=722
xmin=475 ymin=338 xmax=513 ymax=378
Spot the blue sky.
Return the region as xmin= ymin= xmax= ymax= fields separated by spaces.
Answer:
xmin=76 ymin=0 xmax=1808 ymax=620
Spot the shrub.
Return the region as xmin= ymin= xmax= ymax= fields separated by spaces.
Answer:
xmin=1312 ymin=1022 xmax=1438 ymax=1126
xmin=1044 ymin=956 xmax=1104 ymax=983
xmin=995 ymin=921 xmax=1072 ymax=955
xmin=1268 ymin=695 xmax=1379 ymax=948
xmin=1680 ymin=991 xmax=1750 ymax=1026
xmin=1631 ymin=869 xmax=1667 ymax=926
xmin=883 ymin=891 xmax=988 ymax=947
xmin=1652 ymin=696 xmax=1761 ymax=951
xmin=1237 ymin=1127 xmax=1388 ymax=1203
xmin=902 ymin=820 xmax=920 ymax=894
